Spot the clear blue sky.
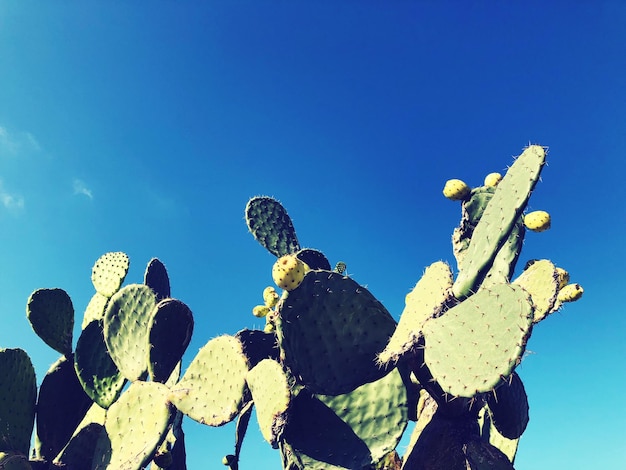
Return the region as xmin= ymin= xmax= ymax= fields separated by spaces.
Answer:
xmin=1 ymin=2 xmax=624 ymax=469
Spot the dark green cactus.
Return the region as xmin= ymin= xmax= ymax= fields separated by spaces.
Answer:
xmin=26 ymin=288 xmax=74 ymax=357
xmin=246 ymin=196 xmax=300 ymax=257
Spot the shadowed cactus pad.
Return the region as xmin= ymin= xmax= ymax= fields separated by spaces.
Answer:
xmin=144 ymin=257 xmax=171 ymax=300
xmin=277 ymin=270 xmax=397 ymax=396
xmin=26 ymin=288 xmax=74 ymax=357
xmin=422 ymin=284 xmax=534 ymax=398
xmin=246 ymin=196 xmax=300 ymax=257
xmin=169 ymin=335 xmax=250 ymax=427
xmin=486 ymin=372 xmax=529 ymax=440
xmin=91 ymin=252 xmax=130 ymax=298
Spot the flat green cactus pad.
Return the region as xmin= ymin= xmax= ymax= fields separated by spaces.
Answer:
xmin=513 ymin=259 xmax=559 ymax=323
xmin=478 ymin=406 xmax=519 ymax=464
xmin=245 ymin=196 xmax=300 ymax=257
xmin=246 ymin=359 xmax=291 ymax=447
xmin=296 ymin=248 xmax=331 ymax=271
xmin=422 ymin=284 xmax=533 ymax=398
xmin=91 ymin=252 xmax=130 ymax=298
xmin=0 ymin=452 xmax=31 ymax=469
xmin=464 ymin=440 xmax=515 ymax=470
xmin=148 ymin=298 xmax=194 ymax=383
xmin=0 ymin=348 xmax=37 ymax=456
xmin=277 ymin=270 xmax=397 ymax=395
xmin=54 ymin=422 xmax=104 ymax=469
xmin=74 ymin=320 xmax=126 ymax=409
xmin=486 ymin=372 xmax=529 ymax=440
xmin=92 ymin=381 xmax=173 ymax=470
xmin=283 ymin=368 xmax=408 ymax=469
xmin=103 ymin=284 xmax=157 ymax=381
xmin=26 ymin=288 xmax=74 ymax=357
xmin=378 ymin=261 xmax=453 ymax=365
xmin=144 ymin=257 xmax=171 ymax=300
xmin=82 ymin=292 xmax=109 ymax=330
xmin=169 ymin=335 xmax=250 ymax=427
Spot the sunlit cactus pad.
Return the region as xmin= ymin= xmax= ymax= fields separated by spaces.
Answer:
xmin=91 ymin=251 xmax=130 ymax=298
xmin=513 ymin=259 xmax=560 ymax=323
xmin=423 ymin=284 xmax=533 ymax=397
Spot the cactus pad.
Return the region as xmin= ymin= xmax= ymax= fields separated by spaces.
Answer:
xmin=246 ymin=359 xmax=291 ymax=447
xmin=378 ymin=261 xmax=453 ymax=365
xmin=169 ymin=335 xmax=250 ymax=427
xmin=26 ymin=288 xmax=74 ymax=357
xmin=0 ymin=348 xmax=37 ymax=455
xmin=422 ymin=284 xmax=534 ymax=397
xmin=82 ymin=292 xmax=109 ymax=330
xmin=245 ymin=196 xmax=300 ymax=257
xmin=103 ymin=284 xmax=157 ymax=381
xmin=144 ymin=257 xmax=171 ymax=300
xmin=91 ymin=252 xmax=130 ymax=298
xmin=486 ymin=372 xmax=529 ymax=440
xmin=148 ymin=298 xmax=194 ymax=383
xmin=513 ymin=259 xmax=559 ymax=323
xmin=296 ymin=248 xmax=331 ymax=271
xmin=277 ymin=270 xmax=397 ymax=395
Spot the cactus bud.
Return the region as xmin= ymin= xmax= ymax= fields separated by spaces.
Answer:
xmin=442 ymin=179 xmax=471 ymax=200
xmin=484 ymin=172 xmax=502 ymax=187
xmin=524 ymin=210 xmax=551 ymax=232
xmin=252 ymin=305 xmax=271 ymax=318
xmin=262 ymin=286 xmax=279 ymax=308
xmin=272 ymin=254 xmax=307 ymax=291
xmin=557 ymin=283 xmax=584 ymax=302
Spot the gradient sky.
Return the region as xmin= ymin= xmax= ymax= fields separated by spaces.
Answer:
xmin=1 ymin=2 xmax=624 ymax=469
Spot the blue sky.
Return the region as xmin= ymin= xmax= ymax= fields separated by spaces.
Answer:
xmin=1 ymin=2 xmax=624 ymax=469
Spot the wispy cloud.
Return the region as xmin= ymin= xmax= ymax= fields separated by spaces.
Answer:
xmin=0 ymin=179 xmax=24 ymax=211
xmin=0 ymin=126 xmax=41 ymax=157
xmin=73 ymin=179 xmax=93 ymax=199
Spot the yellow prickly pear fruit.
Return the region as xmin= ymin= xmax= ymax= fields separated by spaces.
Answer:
xmin=272 ymin=254 xmax=307 ymax=291
xmin=484 ymin=172 xmax=502 ymax=187
xmin=524 ymin=210 xmax=551 ymax=232
xmin=442 ymin=179 xmax=471 ymax=201
xmin=263 ymin=286 xmax=279 ymax=308
xmin=557 ymin=283 xmax=584 ymax=302
xmin=555 ymin=267 xmax=570 ymax=289
xmin=252 ymin=305 xmax=271 ymax=318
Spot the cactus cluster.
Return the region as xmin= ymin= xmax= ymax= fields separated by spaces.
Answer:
xmin=0 ymin=145 xmax=583 ymax=469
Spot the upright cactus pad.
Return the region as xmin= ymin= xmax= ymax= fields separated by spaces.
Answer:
xmin=169 ymin=335 xmax=250 ymax=427
xmin=245 ymin=196 xmax=300 ymax=257
xmin=26 ymin=288 xmax=74 ymax=357
xmin=144 ymin=257 xmax=171 ymax=300
xmin=513 ymin=259 xmax=559 ymax=323
xmin=453 ymin=145 xmax=546 ymax=299
xmin=103 ymin=284 xmax=157 ymax=381
xmin=277 ymin=270 xmax=397 ymax=396
xmin=91 ymin=252 xmax=130 ymax=298
xmin=295 ymin=248 xmax=331 ymax=271
xmin=0 ymin=348 xmax=37 ymax=456
xmin=378 ymin=261 xmax=453 ymax=365
xmin=485 ymin=372 xmax=529 ymax=440
xmin=422 ymin=284 xmax=534 ymax=397
xmin=82 ymin=292 xmax=109 ymax=330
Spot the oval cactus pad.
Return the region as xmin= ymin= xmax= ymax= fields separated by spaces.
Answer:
xmin=422 ymin=284 xmax=533 ymax=398
xmin=513 ymin=259 xmax=559 ymax=323
xmin=169 ymin=335 xmax=250 ymax=427
xmin=245 ymin=196 xmax=300 ymax=257
xmin=277 ymin=271 xmax=397 ymax=396
xmin=26 ymin=288 xmax=74 ymax=357
xmin=91 ymin=251 xmax=130 ymax=298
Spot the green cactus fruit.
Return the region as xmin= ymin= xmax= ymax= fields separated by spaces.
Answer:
xmin=92 ymin=381 xmax=173 ymax=470
xmin=26 ymin=288 xmax=74 ymax=357
xmin=277 ymin=270 xmax=397 ymax=395
xmin=34 ymin=355 xmax=93 ymax=462
xmin=74 ymin=320 xmax=126 ymax=409
xmin=283 ymin=368 xmax=408 ymax=470
xmin=103 ymin=284 xmax=157 ymax=381
xmin=523 ymin=210 xmax=551 ymax=232
xmin=246 ymin=359 xmax=291 ymax=447
xmin=478 ymin=407 xmax=519 ymax=464
xmin=452 ymin=145 xmax=546 ymax=299
xmin=262 ymin=286 xmax=279 ymax=308
xmin=484 ymin=172 xmax=502 ymax=187
xmin=148 ymin=298 xmax=194 ymax=384
xmin=81 ymin=292 xmax=109 ymax=330
xmin=0 ymin=452 xmax=31 ymax=470
xmin=296 ymin=248 xmax=331 ymax=271
xmin=443 ymin=179 xmax=471 ymax=201
xmin=245 ymin=196 xmax=300 ymax=257
xmin=378 ymin=261 xmax=453 ymax=366
xmin=169 ymin=335 xmax=250 ymax=427
xmin=272 ymin=254 xmax=308 ymax=291
xmin=557 ymin=283 xmax=584 ymax=302
xmin=91 ymin=252 xmax=130 ymax=298
xmin=144 ymin=257 xmax=171 ymax=301
xmin=422 ymin=284 xmax=534 ymax=398
xmin=252 ymin=305 xmax=271 ymax=318
xmin=513 ymin=259 xmax=560 ymax=323
xmin=485 ymin=372 xmax=529 ymax=440
xmin=0 ymin=348 xmax=37 ymax=456
xmin=235 ymin=329 xmax=280 ymax=368
xmin=53 ymin=422 xmax=103 ymax=469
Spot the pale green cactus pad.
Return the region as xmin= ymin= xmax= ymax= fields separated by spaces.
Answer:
xmin=82 ymin=292 xmax=109 ymax=330
xmin=0 ymin=348 xmax=37 ymax=456
xmin=169 ymin=335 xmax=250 ymax=427
xmin=513 ymin=259 xmax=559 ymax=323
xmin=246 ymin=359 xmax=291 ymax=447
xmin=422 ymin=284 xmax=533 ymax=398
xmin=103 ymin=284 xmax=157 ymax=381
xmin=478 ymin=407 xmax=519 ymax=464
xmin=54 ymin=422 xmax=104 ymax=469
xmin=26 ymin=288 xmax=74 ymax=357
xmin=91 ymin=251 xmax=130 ymax=298
xmin=92 ymin=381 xmax=173 ymax=470
xmin=378 ymin=261 xmax=453 ymax=365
